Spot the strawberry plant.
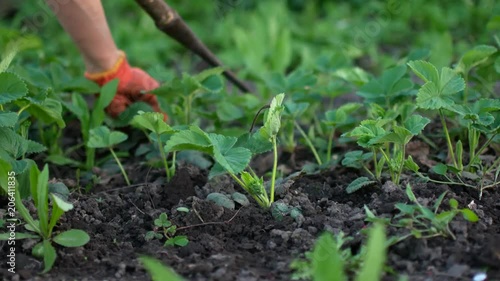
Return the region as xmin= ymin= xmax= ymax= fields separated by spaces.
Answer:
xmin=0 ymin=164 xmax=90 ymax=273
xmin=145 ymin=213 xmax=188 ymax=247
xmin=132 ymin=111 xmax=176 ymax=181
xmin=365 ymin=184 xmax=479 ymax=241
xmin=344 ymin=114 xmax=430 ymax=188
xmin=64 ymin=79 xmax=119 ymax=170
xmin=87 ymin=126 xmax=131 ymax=185
xmin=165 ymin=94 xmax=284 ymax=208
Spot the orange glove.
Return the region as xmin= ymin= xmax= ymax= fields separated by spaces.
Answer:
xmin=85 ymin=51 xmax=167 ymax=120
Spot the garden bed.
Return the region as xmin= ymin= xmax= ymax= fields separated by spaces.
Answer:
xmin=3 ymin=157 xmax=499 ymax=281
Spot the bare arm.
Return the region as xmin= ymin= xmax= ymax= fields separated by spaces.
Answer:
xmin=46 ymin=0 xmax=120 ymax=73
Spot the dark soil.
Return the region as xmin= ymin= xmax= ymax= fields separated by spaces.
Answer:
xmin=1 ymin=155 xmax=500 ymax=281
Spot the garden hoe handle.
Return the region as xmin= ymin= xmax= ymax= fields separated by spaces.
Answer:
xmin=134 ymin=0 xmax=252 ymax=93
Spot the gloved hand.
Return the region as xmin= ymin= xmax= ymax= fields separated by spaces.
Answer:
xmin=85 ymin=51 xmax=167 ymax=120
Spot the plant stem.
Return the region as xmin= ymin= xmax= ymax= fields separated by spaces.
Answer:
xmin=294 ymin=121 xmax=322 ymax=165
xmin=270 ymin=136 xmax=278 ymax=204
xmin=17 ymin=104 xmax=30 ymax=115
xmin=109 ymin=147 xmax=131 ymax=186
xmin=157 ymin=134 xmax=171 ymax=181
xmin=170 ymin=151 xmax=176 ymax=178
xmin=439 ymin=109 xmax=457 ymax=168
xmin=468 ymin=133 xmax=497 ymax=169
xmin=372 ymin=148 xmax=380 ymax=180
xmin=326 ymin=128 xmax=335 ymax=164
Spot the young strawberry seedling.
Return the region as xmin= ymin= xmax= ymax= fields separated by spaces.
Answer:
xmin=145 ymin=213 xmax=188 ymax=247
xmin=165 ymin=94 xmax=285 ymax=208
xmin=132 ymin=111 xmax=176 ymax=181
xmin=87 ymin=125 xmax=131 ymax=185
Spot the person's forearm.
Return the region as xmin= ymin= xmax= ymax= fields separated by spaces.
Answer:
xmin=46 ymin=0 xmax=120 ymax=73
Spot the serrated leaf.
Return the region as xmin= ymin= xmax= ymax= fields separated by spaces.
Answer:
xmin=165 ymin=235 xmax=189 ymax=247
xmin=403 ymin=115 xmax=431 ymax=135
xmin=87 ymin=126 xmax=128 ymax=148
xmin=260 ymin=93 xmax=285 ymax=141
xmin=25 ymin=139 xmax=47 ymax=155
xmin=408 ymin=60 xmax=439 ymax=83
xmin=346 ymin=177 xmax=376 ymax=194
xmin=164 ymin=126 xmax=212 ymax=154
xmin=132 ymin=111 xmax=173 ymax=135
xmin=0 ymin=112 xmax=18 ymax=127
xmin=53 ymin=229 xmax=90 ymax=247
xmin=404 ymin=156 xmax=419 ymax=173
xmin=0 ymin=72 xmax=28 ymax=105
xmin=234 ymin=132 xmax=273 ymax=155
xmin=27 ymin=98 xmax=65 ymax=128
xmin=207 ymin=192 xmax=235 ymax=210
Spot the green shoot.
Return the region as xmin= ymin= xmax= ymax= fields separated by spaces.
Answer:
xmin=87 ymin=126 xmax=130 ymax=185
xmin=132 ymin=111 xmax=176 ymax=181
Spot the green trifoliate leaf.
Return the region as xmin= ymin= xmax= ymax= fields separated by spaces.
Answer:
xmin=87 ymin=126 xmax=128 ymax=148
xmin=0 ymin=111 xmax=18 ymax=127
xmin=342 ymin=150 xmax=373 ymax=169
xmin=260 ymin=93 xmax=285 ymax=141
xmin=411 ymin=62 xmax=465 ymax=110
xmin=132 ymin=111 xmax=173 ymax=135
xmin=0 ymin=72 xmax=28 ymax=105
xmin=344 ymin=119 xmax=387 ymax=148
xmin=154 ymin=213 xmax=171 ymax=228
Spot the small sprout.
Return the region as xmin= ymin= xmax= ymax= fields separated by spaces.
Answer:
xmin=146 ymin=213 xmax=187 ymax=247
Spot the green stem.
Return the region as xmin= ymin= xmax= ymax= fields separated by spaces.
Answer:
xmin=17 ymin=104 xmax=30 ymax=116
xmin=372 ymin=148 xmax=380 ymax=180
xmin=326 ymin=128 xmax=335 ymax=164
xmin=468 ymin=133 xmax=497 ymax=169
xmin=157 ymin=133 xmax=171 ymax=181
xmin=395 ymin=144 xmax=406 ymax=185
xmin=294 ymin=121 xmax=322 ymax=165
xmin=270 ymin=137 xmax=278 ymax=204
xmin=439 ymin=109 xmax=457 ymax=168
xmin=110 ymin=147 xmax=130 ymax=186
xmin=170 ymin=151 xmax=176 ymax=178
